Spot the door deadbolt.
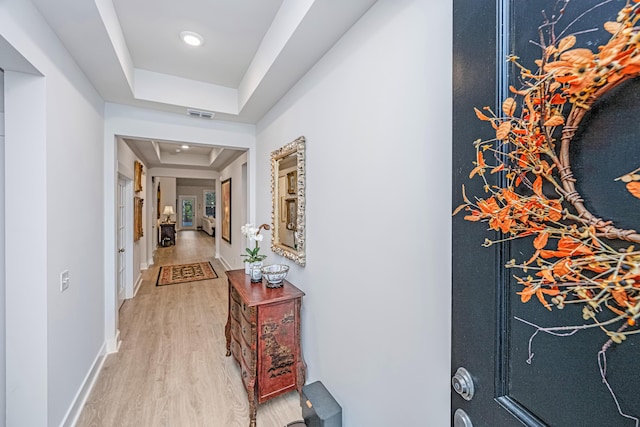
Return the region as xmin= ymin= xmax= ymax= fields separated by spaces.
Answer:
xmin=452 ymin=367 xmax=475 ymax=401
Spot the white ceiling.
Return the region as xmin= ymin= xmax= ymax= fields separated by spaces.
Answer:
xmin=114 ymin=0 xmax=283 ymax=89
xmin=28 ymin=0 xmax=377 ymax=172
xmin=123 ymin=137 xmax=245 ymax=171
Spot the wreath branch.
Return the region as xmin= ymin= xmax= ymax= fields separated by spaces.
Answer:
xmin=455 ymin=2 xmax=640 ymax=423
xmin=516 ymin=316 xmax=640 ymax=425
xmin=455 ymin=0 xmax=640 ymax=343
xmin=558 ymin=80 xmax=640 ymax=243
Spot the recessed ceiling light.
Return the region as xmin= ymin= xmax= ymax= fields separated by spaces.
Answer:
xmin=180 ymin=31 xmax=203 ymax=47
xmin=181 ymin=145 xmax=190 ymax=149
xmin=175 ymin=149 xmax=181 ymax=153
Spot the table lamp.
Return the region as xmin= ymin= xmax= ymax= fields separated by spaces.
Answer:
xmin=162 ymin=205 xmax=174 ymax=223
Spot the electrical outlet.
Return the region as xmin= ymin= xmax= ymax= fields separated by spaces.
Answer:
xmin=60 ymin=270 xmax=70 ymax=292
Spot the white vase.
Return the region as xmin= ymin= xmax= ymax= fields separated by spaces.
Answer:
xmin=245 ymin=262 xmax=251 ymax=275
xmin=249 ymin=261 xmax=263 ymax=282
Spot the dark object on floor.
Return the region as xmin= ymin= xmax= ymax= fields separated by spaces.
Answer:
xmin=159 ymin=222 xmax=176 ymax=246
xmin=300 ymin=381 xmax=342 ymax=427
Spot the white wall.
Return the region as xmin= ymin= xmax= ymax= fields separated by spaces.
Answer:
xmin=0 ymin=1 xmax=105 ymax=425
xmin=218 ymin=152 xmax=252 ymax=270
xmin=256 ymin=0 xmax=452 ymax=425
xmin=0 ymin=100 xmax=5 ymax=427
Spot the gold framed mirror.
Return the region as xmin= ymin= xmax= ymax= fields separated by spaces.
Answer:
xmin=270 ymin=136 xmax=305 ymax=266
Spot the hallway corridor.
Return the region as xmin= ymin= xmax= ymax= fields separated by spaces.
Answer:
xmin=77 ymin=230 xmax=302 ymax=426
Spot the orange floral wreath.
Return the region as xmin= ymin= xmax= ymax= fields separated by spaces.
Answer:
xmin=455 ymin=0 xmax=640 ymax=344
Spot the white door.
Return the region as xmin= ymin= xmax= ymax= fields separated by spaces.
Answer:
xmin=117 ymin=177 xmax=126 ymax=309
xmin=178 ymin=195 xmax=196 ymax=230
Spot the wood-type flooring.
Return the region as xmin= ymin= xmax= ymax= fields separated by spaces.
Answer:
xmin=76 ymin=230 xmax=302 ymax=427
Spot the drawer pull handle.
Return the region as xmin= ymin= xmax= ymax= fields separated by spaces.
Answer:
xmin=242 ymin=326 xmax=246 ymax=335
xmin=242 ymin=348 xmax=246 ymax=357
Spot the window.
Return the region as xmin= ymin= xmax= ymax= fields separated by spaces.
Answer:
xmin=204 ymin=190 xmax=215 ymax=217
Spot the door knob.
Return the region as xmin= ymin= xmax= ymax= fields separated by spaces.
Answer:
xmin=454 ymin=409 xmax=473 ymax=427
xmin=118 ymin=248 xmax=125 ymax=253
xmin=452 ymin=367 xmax=475 ymax=401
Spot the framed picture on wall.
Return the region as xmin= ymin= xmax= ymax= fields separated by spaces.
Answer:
xmin=287 ymin=171 xmax=297 ymax=194
xmin=134 ymin=160 xmax=143 ymax=193
xmin=156 ymin=183 xmax=161 ymax=220
xmin=134 ymin=196 xmax=144 ymax=241
xmin=221 ymin=178 xmax=232 ymax=243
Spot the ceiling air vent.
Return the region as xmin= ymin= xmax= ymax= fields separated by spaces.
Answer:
xmin=187 ymin=108 xmax=215 ymax=119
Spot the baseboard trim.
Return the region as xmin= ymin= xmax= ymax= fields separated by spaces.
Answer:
xmin=133 ymin=273 xmax=143 ymax=297
xmin=219 ymin=256 xmax=232 ymax=271
xmin=59 ymin=342 xmax=107 ymax=427
xmin=106 ymin=328 xmax=120 ymax=353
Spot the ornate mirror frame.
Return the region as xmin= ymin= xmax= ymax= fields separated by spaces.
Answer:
xmin=270 ymin=136 xmax=306 ymax=266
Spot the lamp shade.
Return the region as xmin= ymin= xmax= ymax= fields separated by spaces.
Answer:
xmin=162 ymin=206 xmax=175 ymax=216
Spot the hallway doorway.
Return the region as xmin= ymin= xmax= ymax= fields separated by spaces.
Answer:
xmin=178 ymin=195 xmax=196 ymax=230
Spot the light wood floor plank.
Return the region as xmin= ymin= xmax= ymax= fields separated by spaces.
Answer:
xmin=77 ymin=230 xmax=303 ymax=427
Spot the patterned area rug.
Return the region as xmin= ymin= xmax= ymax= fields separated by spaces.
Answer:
xmin=156 ymin=261 xmax=218 ymax=286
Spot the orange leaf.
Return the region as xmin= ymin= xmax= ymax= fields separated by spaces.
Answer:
xmin=499 ymin=218 xmax=514 ymax=233
xmin=535 ymin=289 xmax=554 ymax=310
xmin=518 ymin=286 xmax=535 ymax=303
xmin=556 ymin=75 xmax=577 ymax=84
xmin=490 ymin=164 xmax=505 ymax=174
xmin=496 ymin=122 xmax=511 ymax=140
xmin=477 ymin=150 xmax=486 ymax=167
xmin=474 ymin=107 xmax=492 ymax=122
xmin=557 ymin=235 xmax=594 ymax=255
xmin=478 ymin=197 xmax=500 ymax=214
xmin=547 ymin=200 xmax=563 ymax=221
xmin=549 ymin=93 xmax=566 ymax=105
xmin=509 ymin=85 xmax=528 ymax=95
xmin=464 ymin=214 xmax=482 ymax=222
xmin=501 ymin=189 xmax=519 ymax=203
xmin=502 ymin=98 xmax=516 ymax=117
xmin=540 ymin=250 xmax=567 ymax=259
xmin=544 ymin=115 xmax=565 ymax=127
xmin=469 ymin=165 xmax=484 ymax=179
xmin=604 ymin=21 xmax=623 ymax=34
xmin=560 ymin=48 xmax=594 ymax=63
xmin=518 ymin=154 xmax=529 ymax=168
xmin=536 ymin=269 xmax=555 ymax=284
xmin=553 ymin=258 xmax=572 ymax=277
xmin=533 ymin=175 xmax=543 ymax=196
xmin=534 ymin=232 xmax=549 ymax=250
xmin=626 ymin=182 xmax=640 ymax=199
xmin=525 ymin=249 xmax=541 ymax=265
xmin=452 ymin=203 xmax=467 ymax=216
xmin=557 ymin=35 xmax=576 ymax=53
xmin=611 ymin=288 xmax=630 ymax=307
